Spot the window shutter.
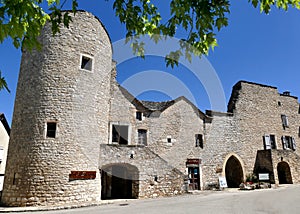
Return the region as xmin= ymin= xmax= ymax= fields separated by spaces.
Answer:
xmin=263 ymin=135 xmax=271 ymax=150
xmin=0 ymin=148 xmax=3 ymax=161
xmin=282 ymin=136 xmax=287 ymax=150
xmin=281 ymin=115 xmax=289 ymax=127
xmin=292 ymin=137 xmax=296 ymax=151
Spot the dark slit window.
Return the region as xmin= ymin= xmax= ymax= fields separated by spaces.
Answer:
xmin=47 ymin=122 xmax=57 ymax=138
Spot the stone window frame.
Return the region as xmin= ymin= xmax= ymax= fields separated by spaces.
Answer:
xmin=281 ymin=114 xmax=289 ymax=129
xmin=109 ymin=122 xmax=132 ymax=145
xmin=45 ymin=120 xmax=58 ymax=139
xmin=195 ymin=134 xmax=203 ymax=149
xmin=263 ymin=134 xmax=276 ymax=150
xmin=79 ymin=53 xmax=94 ymax=72
xmin=167 ymin=137 xmax=172 ymax=143
xmin=137 ymin=129 xmax=147 ymax=146
xmin=281 ymin=136 xmax=296 ymax=151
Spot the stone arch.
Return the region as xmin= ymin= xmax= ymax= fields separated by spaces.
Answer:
xmin=223 ymin=153 xmax=245 ymax=188
xmin=277 ymin=161 xmax=293 ymax=184
xmin=101 ymin=163 xmax=139 ymax=200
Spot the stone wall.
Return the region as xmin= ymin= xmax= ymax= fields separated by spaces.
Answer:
xmin=146 ymin=98 xmax=206 ymax=173
xmin=3 ymin=9 xmax=300 ymax=207
xmin=271 ymin=150 xmax=300 ymax=184
xmin=202 ymin=112 xmax=244 ymax=187
xmin=109 ymin=81 xmax=207 ymax=189
xmin=0 ymin=115 xmax=9 ymax=176
xmin=2 ymin=11 xmax=112 ymax=206
xmin=228 ymin=81 xmax=300 ymax=183
xmin=100 ymin=144 xmax=184 ymax=198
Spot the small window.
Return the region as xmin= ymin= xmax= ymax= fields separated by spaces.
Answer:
xmin=278 ymin=101 xmax=281 ymax=106
xmin=195 ymin=134 xmax=203 ymax=148
xmin=167 ymin=138 xmax=172 ymax=143
xmin=282 ymin=136 xmax=296 ymax=151
xmin=136 ymin=112 xmax=142 ymax=121
xmin=263 ymin=134 xmax=276 ymax=150
xmin=281 ymin=115 xmax=289 ymax=128
xmin=299 ymin=127 xmax=300 ymax=137
xmin=138 ymin=129 xmax=147 ymax=145
xmin=270 ymin=135 xmax=276 ymax=149
xmin=46 ymin=122 xmax=57 ymax=138
xmin=80 ymin=55 xmax=93 ymax=71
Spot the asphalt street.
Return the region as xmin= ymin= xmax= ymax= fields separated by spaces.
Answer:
xmin=10 ymin=185 xmax=300 ymax=214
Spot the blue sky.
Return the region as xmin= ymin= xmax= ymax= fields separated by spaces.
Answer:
xmin=0 ymin=0 xmax=300 ymax=125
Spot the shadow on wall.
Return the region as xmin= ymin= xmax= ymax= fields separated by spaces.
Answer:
xmin=101 ymin=163 xmax=139 ymax=199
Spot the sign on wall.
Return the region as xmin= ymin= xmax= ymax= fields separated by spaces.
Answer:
xmin=219 ymin=176 xmax=228 ymax=188
xmin=258 ymin=173 xmax=269 ymax=181
xmin=69 ymin=171 xmax=96 ymax=180
xmin=186 ymin=159 xmax=201 ymax=167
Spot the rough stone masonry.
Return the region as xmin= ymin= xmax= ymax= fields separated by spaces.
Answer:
xmin=2 ymin=11 xmax=300 ymax=207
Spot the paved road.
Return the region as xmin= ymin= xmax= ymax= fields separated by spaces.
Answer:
xmin=17 ymin=185 xmax=300 ymax=214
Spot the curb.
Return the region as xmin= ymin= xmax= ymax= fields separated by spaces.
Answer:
xmin=0 ymin=201 xmax=114 ymax=213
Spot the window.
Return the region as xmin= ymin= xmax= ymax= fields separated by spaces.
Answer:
xmin=0 ymin=147 xmax=3 ymax=162
xmin=195 ymin=134 xmax=203 ymax=148
xmin=112 ymin=124 xmax=129 ymax=145
xmin=299 ymin=127 xmax=300 ymax=137
xmin=167 ymin=138 xmax=172 ymax=143
xmin=138 ymin=129 xmax=147 ymax=145
xmin=281 ymin=115 xmax=289 ymax=128
xmin=278 ymin=101 xmax=281 ymax=106
xmin=263 ymin=134 xmax=276 ymax=150
xmin=282 ymin=136 xmax=296 ymax=151
xmin=136 ymin=112 xmax=142 ymax=121
xmin=46 ymin=122 xmax=57 ymax=138
xmin=80 ymin=55 xmax=93 ymax=71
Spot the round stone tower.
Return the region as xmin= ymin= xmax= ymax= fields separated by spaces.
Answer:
xmin=2 ymin=11 xmax=112 ymax=206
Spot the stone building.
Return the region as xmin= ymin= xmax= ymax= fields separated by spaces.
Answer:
xmin=0 ymin=113 xmax=10 ymax=193
xmin=1 ymin=11 xmax=300 ymax=206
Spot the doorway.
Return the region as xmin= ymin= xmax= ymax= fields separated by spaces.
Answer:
xmin=188 ymin=167 xmax=200 ymax=190
xmin=101 ymin=164 xmax=139 ymax=199
xmin=277 ymin=161 xmax=293 ymax=184
xmin=225 ymin=155 xmax=244 ymax=188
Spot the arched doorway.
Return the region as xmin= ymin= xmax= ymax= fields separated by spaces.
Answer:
xmin=101 ymin=163 xmax=139 ymax=200
xmin=225 ymin=155 xmax=244 ymax=188
xmin=277 ymin=162 xmax=293 ymax=184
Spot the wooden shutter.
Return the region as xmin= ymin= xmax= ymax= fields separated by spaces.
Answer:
xmin=281 ymin=115 xmax=289 ymax=127
xmin=292 ymin=137 xmax=296 ymax=151
xmin=282 ymin=136 xmax=287 ymax=150
xmin=263 ymin=135 xmax=271 ymax=150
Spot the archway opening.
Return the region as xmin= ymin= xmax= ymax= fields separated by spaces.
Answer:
xmin=225 ymin=155 xmax=244 ymax=188
xmin=277 ymin=162 xmax=293 ymax=184
xmin=101 ymin=163 xmax=139 ymax=200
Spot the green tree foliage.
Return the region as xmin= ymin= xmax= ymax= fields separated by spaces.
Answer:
xmin=0 ymin=71 xmax=10 ymax=92
xmin=0 ymin=0 xmax=78 ymax=49
xmin=0 ymin=0 xmax=300 ymax=91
